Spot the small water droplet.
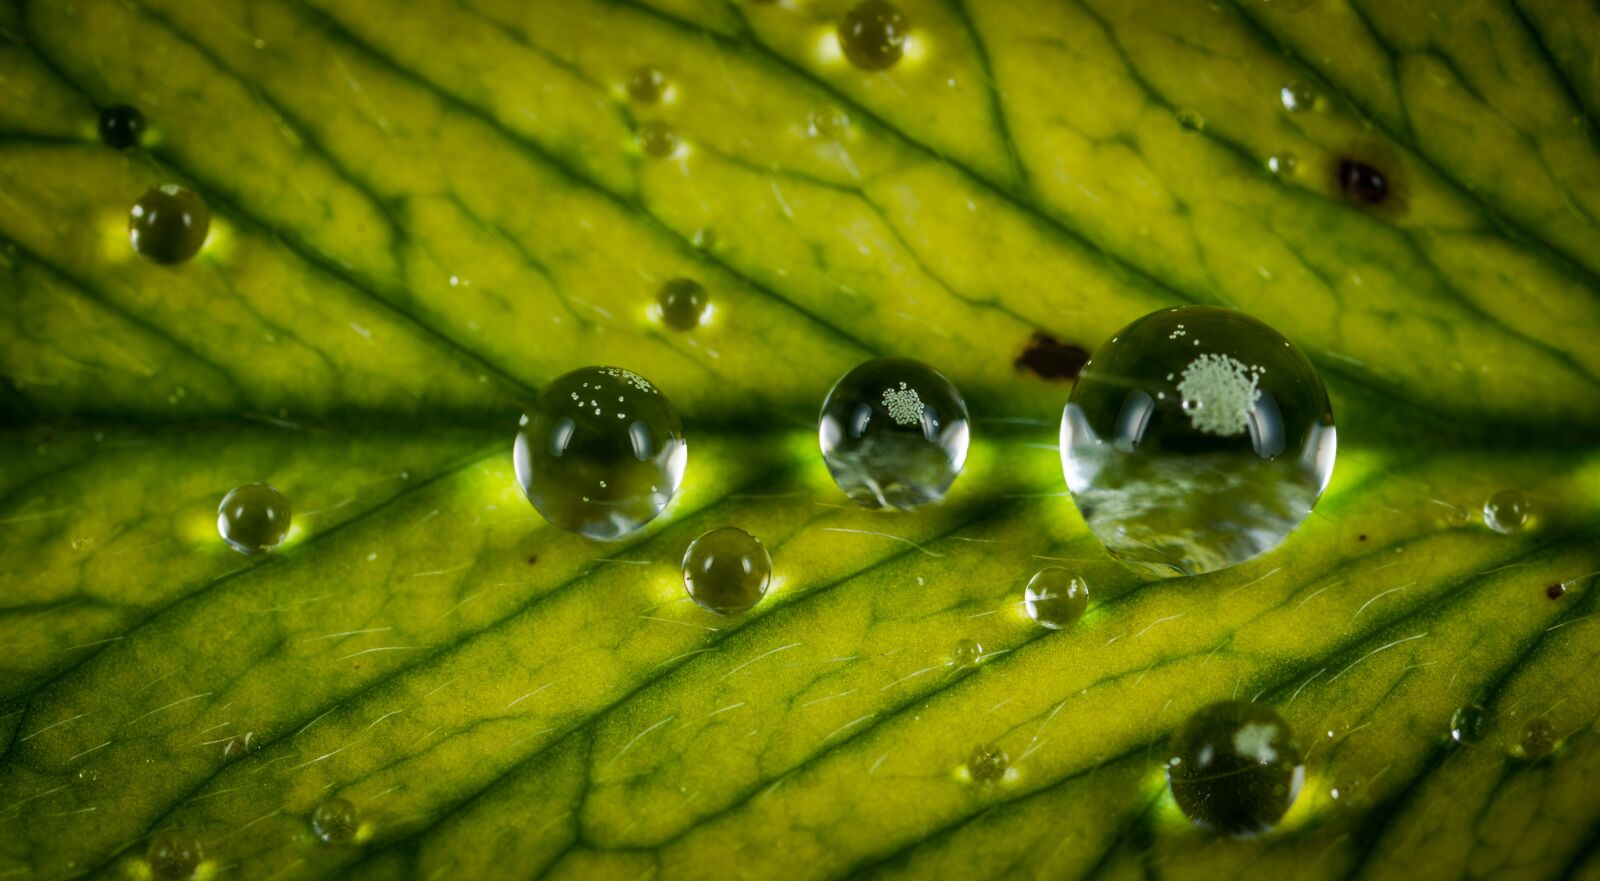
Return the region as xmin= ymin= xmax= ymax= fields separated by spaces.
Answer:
xmin=1516 ymin=717 xmax=1555 ymax=760
xmin=98 ymin=104 xmax=145 ymax=149
xmin=514 ymin=367 xmax=686 ymax=540
xmin=1177 ymin=109 xmax=1205 ymax=132
xmin=1279 ymin=81 xmax=1315 ymax=112
xmin=129 ymin=185 xmax=210 ymax=265
xmin=1166 ymin=701 xmax=1304 ymax=836
xmin=967 ymin=743 xmax=1008 ymax=784
xmin=808 ymin=106 xmax=850 ymax=140
xmin=951 ymin=638 xmax=983 ymax=668
xmin=1062 ymin=307 xmax=1335 ymax=577
xmin=1336 ymin=158 xmax=1389 ymax=205
xmin=311 ymin=796 xmax=360 ymax=844
xmin=145 ymin=830 xmax=203 ymax=880
xmin=627 ymin=66 xmax=667 ymax=105
xmin=819 ymin=357 xmax=970 ymax=510
xmin=217 ymin=483 xmax=291 ymax=555
xmin=1483 ymin=489 xmax=1529 ymax=533
xmin=657 ymin=278 xmax=709 ymax=331
xmin=838 ymin=0 xmax=908 ymax=71
xmin=691 ymin=227 xmax=718 ymax=250
xmin=639 ymin=121 xmax=680 ymax=158
xmin=1450 ymin=704 xmax=1487 ymax=744
xmin=1024 ymin=568 xmax=1089 ymax=629
xmin=1266 ymin=153 xmax=1298 ymax=176
xmin=682 ymin=527 xmax=772 ymax=615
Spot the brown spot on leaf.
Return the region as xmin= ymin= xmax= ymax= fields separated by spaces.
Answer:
xmin=1546 ymin=583 xmax=1566 ymax=600
xmin=1332 ymin=142 xmax=1408 ymax=215
xmin=1016 ymin=332 xmax=1090 ymax=381
xmin=1358 ymin=534 xmax=1368 ymax=542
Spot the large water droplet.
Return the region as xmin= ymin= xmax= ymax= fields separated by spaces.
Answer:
xmin=627 ymin=66 xmax=667 ymax=105
xmin=1024 ymin=568 xmax=1088 ymax=629
xmin=514 ymin=367 xmax=687 ymax=540
xmin=146 ymin=830 xmax=203 ymax=880
xmin=682 ymin=527 xmax=771 ymax=615
xmin=838 ymin=0 xmax=908 ymax=71
xmin=98 ymin=104 xmax=146 ymax=149
xmin=1061 ymin=306 xmax=1335 ymax=577
xmin=1167 ymin=701 xmax=1304 ymax=837
xmin=967 ymin=743 xmax=1008 ymax=784
xmin=657 ymin=278 xmax=708 ymax=331
xmin=1450 ymin=704 xmax=1487 ymax=744
xmin=1483 ymin=489 xmax=1529 ymax=533
xmin=217 ymin=482 xmax=291 ymax=555
xmin=819 ymin=357 xmax=970 ymax=510
xmin=311 ymin=796 xmax=360 ymax=844
xmin=130 ymin=184 xmax=210 ymax=265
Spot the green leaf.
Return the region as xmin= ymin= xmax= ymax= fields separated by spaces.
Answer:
xmin=1 ymin=0 xmax=1597 ymax=879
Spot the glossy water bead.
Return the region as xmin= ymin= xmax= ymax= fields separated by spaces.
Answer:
xmin=130 ymin=184 xmax=210 ymax=264
xmin=819 ymin=357 xmax=970 ymax=510
xmin=311 ymin=797 xmax=360 ymax=844
xmin=1167 ymin=701 xmax=1304 ymax=837
xmin=217 ymin=482 xmax=291 ymax=555
xmin=1023 ymin=567 xmax=1088 ymax=629
xmin=682 ymin=527 xmax=772 ymax=615
xmin=514 ymin=366 xmax=687 ymax=540
xmin=1061 ymin=307 xmax=1335 ymax=577
xmin=838 ymin=0 xmax=908 ymax=70
xmin=98 ymin=104 xmax=146 ymax=149
xmin=145 ymin=830 xmax=203 ymax=879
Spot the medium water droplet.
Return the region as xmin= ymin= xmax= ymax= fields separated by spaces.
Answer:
xmin=682 ymin=527 xmax=771 ymax=615
xmin=1024 ymin=568 xmax=1088 ymax=629
xmin=1061 ymin=306 xmax=1336 ymax=576
xmin=967 ymin=743 xmax=1008 ymax=783
xmin=819 ymin=357 xmax=971 ymax=510
xmin=1450 ymin=704 xmax=1487 ymax=744
xmin=1167 ymin=701 xmax=1304 ymax=836
xmin=217 ymin=482 xmax=291 ymax=555
xmin=513 ymin=366 xmax=687 ymax=540
xmin=129 ymin=185 xmax=210 ymax=265
xmin=1483 ymin=489 xmax=1529 ymax=533
xmin=838 ymin=0 xmax=908 ymax=71
xmin=951 ymin=638 xmax=983 ymax=668
xmin=1279 ymin=81 xmax=1315 ymax=112
xmin=657 ymin=278 xmax=708 ymax=331
xmin=1516 ymin=717 xmax=1555 ymax=760
xmin=145 ymin=830 xmax=203 ymax=880
xmin=627 ymin=66 xmax=667 ymax=104
xmin=98 ymin=104 xmax=146 ymax=149
xmin=639 ymin=121 xmax=680 ymax=158
xmin=311 ymin=796 xmax=360 ymax=844
xmin=1177 ymin=109 xmax=1205 ymax=132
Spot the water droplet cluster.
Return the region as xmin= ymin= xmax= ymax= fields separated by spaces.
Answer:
xmin=1061 ymin=306 xmax=1336 ymax=577
xmin=514 ymin=366 xmax=687 ymax=540
xmin=819 ymin=357 xmax=970 ymax=510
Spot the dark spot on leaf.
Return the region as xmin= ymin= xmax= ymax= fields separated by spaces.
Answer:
xmin=528 ymin=554 xmax=539 ymax=566
xmin=1332 ymin=143 xmax=1407 ymax=215
xmin=1337 ymin=160 xmax=1387 ymax=204
xmin=1016 ymin=332 xmax=1090 ymax=381
xmin=1358 ymin=534 xmax=1367 ymax=542
xmin=1546 ymin=583 xmax=1566 ymax=600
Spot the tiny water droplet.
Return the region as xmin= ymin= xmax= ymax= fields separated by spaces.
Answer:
xmin=838 ymin=0 xmax=908 ymax=71
xmin=1450 ymin=704 xmax=1487 ymax=744
xmin=967 ymin=743 xmax=1008 ymax=784
xmin=1023 ymin=568 xmax=1088 ymax=629
xmin=1062 ymin=307 xmax=1335 ymax=576
xmin=217 ymin=483 xmax=291 ymax=555
xmin=130 ymin=185 xmax=210 ymax=265
xmin=98 ymin=104 xmax=145 ymax=149
xmin=1279 ymin=81 xmax=1315 ymax=112
xmin=1483 ymin=489 xmax=1529 ymax=533
xmin=639 ymin=121 xmax=680 ymax=158
xmin=682 ymin=527 xmax=771 ymax=615
xmin=1166 ymin=701 xmax=1304 ymax=836
xmin=951 ymin=638 xmax=983 ymax=668
xmin=145 ymin=830 xmax=203 ymax=880
xmin=657 ymin=278 xmax=709 ymax=331
xmin=1516 ymin=717 xmax=1555 ymax=760
xmin=1266 ymin=153 xmax=1298 ymax=176
xmin=311 ymin=796 xmax=360 ymax=844
xmin=808 ymin=106 xmax=850 ymax=139
xmin=691 ymin=227 xmax=718 ymax=250
xmin=1177 ymin=109 xmax=1205 ymax=132
xmin=819 ymin=357 xmax=970 ymax=510
xmin=514 ymin=367 xmax=687 ymax=540
xmin=627 ymin=66 xmax=667 ymax=104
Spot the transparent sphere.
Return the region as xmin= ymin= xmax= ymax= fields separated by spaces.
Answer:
xmin=145 ymin=830 xmax=203 ymax=880
xmin=1023 ymin=567 xmax=1088 ymax=629
xmin=819 ymin=357 xmax=970 ymax=510
xmin=311 ymin=796 xmax=360 ymax=844
xmin=1167 ymin=700 xmax=1304 ymax=837
xmin=1483 ymin=489 xmax=1529 ymax=533
xmin=514 ymin=366 xmax=687 ymax=540
xmin=1061 ymin=306 xmax=1335 ymax=577
xmin=217 ymin=482 xmax=291 ymax=555
xmin=682 ymin=527 xmax=772 ymax=615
